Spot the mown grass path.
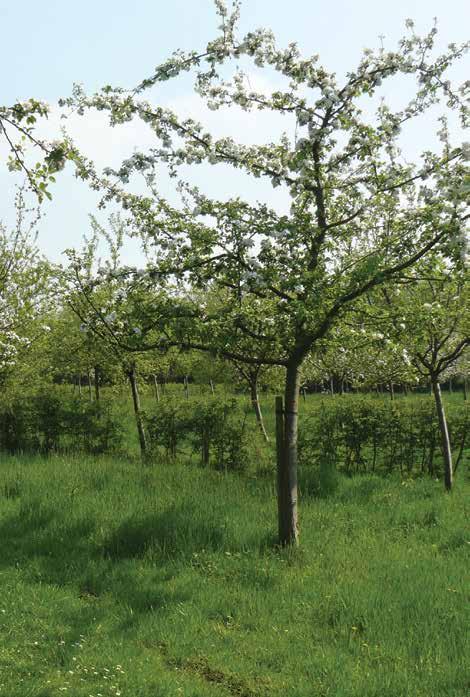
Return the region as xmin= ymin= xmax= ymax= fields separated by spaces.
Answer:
xmin=0 ymin=454 xmax=468 ymax=696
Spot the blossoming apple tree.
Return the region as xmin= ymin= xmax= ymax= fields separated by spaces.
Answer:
xmin=64 ymin=2 xmax=469 ymax=543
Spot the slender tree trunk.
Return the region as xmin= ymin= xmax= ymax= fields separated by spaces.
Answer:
xmin=210 ymin=379 xmax=215 ymax=395
xmin=153 ymin=374 xmax=160 ymax=402
xmin=330 ymin=376 xmax=335 ymax=396
xmin=276 ymin=362 xmax=300 ymax=546
xmin=431 ymin=377 xmax=453 ymax=491
xmin=87 ymin=370 xmax=93 ymax=402
xmin=389 ymin=381 xmax=395 ymax=401
xmin=184 ymin=375 xmax=189 ymax=399
xmin=340 ymin=380 xmax=345 ymax=396
xmin=250 ymin=378 xmax=269 ymax=442
xmin=128 ymin=364 xmax=147 ymax=457
xmin=464 ymin=379 xmax=468 ymax=402
xmin=94 ymin=365 xmax=100 ymax=402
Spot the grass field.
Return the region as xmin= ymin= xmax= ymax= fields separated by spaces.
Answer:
xmin=0 ymin=450 xmax=468 ymax=696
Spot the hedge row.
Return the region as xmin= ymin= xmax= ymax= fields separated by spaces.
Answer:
xmin=144 ymin=397 xmax=261 ymax=471
xmin=298 ymin=397 xmax=469 ymax=479
xmin=0 ymin=392 xmax=124 ymax=455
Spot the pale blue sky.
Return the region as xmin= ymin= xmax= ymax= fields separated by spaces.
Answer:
xmin=1 ymin=0 xmax=469 ymax=263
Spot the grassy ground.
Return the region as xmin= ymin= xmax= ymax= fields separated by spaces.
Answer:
xmin=0 ymin=453 xmax=468 ymax=696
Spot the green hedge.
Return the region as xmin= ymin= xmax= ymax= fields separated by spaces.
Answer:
xmin=0 ymin=391 xmax=125 ymax=455
xmin=298 ymin=397 xmax=469 ymax=481
xmin=144 ymin=397 xmax=260 ymax=471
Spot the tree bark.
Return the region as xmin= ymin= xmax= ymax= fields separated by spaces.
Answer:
xmin=250 ymin=378 xmax=269 ymax=442
xmin=128 ymin=364 xmax=147 ymax=457
xmin=431 ymin=377 xmax=453 ymax=491
xmin=277 ymin=362 xmax=300 ymax=546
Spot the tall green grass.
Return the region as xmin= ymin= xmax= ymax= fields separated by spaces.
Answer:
xmin=0 ymin=453 xmax=468 ymax=696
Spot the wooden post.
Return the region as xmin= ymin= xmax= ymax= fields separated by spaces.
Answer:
xmin=277 ymin=362 xmax=300 ymax=546
xmin=275 ymin=396 xmax=285 ymax=543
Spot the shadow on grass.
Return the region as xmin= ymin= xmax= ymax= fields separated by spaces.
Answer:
xmin=0 ymin=499 xmax=233 ymax=614
xmin=101 ymin=505 xmax=227 ymax=560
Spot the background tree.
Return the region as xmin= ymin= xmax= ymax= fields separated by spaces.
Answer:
xmin=370 ymin=259 xmax=469 ymax=490
xmin=0 ymin=190 xmax=54 ymax=390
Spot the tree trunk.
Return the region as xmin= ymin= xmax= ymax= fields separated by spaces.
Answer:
xmin=276 ymin=362 xmax=300 ymax=546
xmin=330 ymin=376 xmax=335 ymax=396
xmin=250 ymin=378 xmax=269 ymax=442
xmin=153 ymin=374 xmax=160 ymax=402
xmin=87 ymin=370 xmax=93 ymax=402
xmin=431 ymin=377 xmax=453 ymax=491
xmin=389 ymin=381 xmax=395 ymax=401
xmin=94 ymin=365 xmax=100 ymax=402
xmin=128 ymin=364 xmax=147 ymax=457
xmin=184 ymin=375 xmax=189 ymax=399
xmin=464 ymin=379 xmax=468 ymax=402
xmin=210 ymin=379 xmax=215 ymax=395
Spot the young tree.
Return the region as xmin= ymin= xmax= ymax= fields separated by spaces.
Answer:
xmin=373 ymin=261 xmax=469 ymax=491
xmin=65 ymin=5 xmax=469 ymax=543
